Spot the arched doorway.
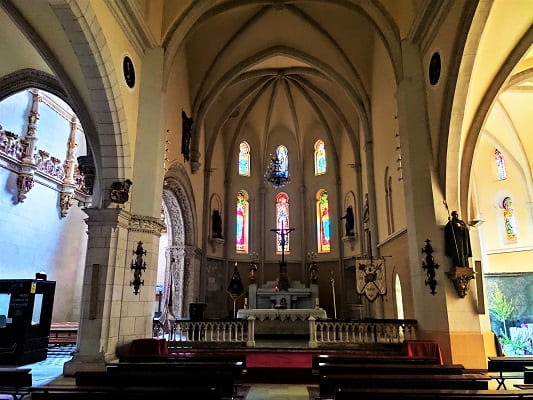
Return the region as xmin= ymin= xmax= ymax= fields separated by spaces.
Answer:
xmin=158 ymin=164 xmax=198 ymax=330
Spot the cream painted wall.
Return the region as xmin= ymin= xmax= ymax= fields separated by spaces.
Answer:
xmin=90 ymin=2 xmax=142 ymax=158
xmin=473 ymin=137 xmax=533 ymax=273
xmin=0 ymin=10 xmax=52 ymax=77
xmin=370 ymin=32 xmax=404 ymax=243
xmin=461 ymin=0 xmax=533 ymax=151
xmin=424 ymin=0 xmax=468 ymax=163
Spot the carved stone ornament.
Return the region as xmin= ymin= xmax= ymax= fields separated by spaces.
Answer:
xmin=109 ymin=179 xmax=132 ymax=204
xmin=59 ymin=192 xmax=74 ymax=218
xmin=17 ymin=173 xmax=34 ymax=203
xmin=129 ymin=215 xmax=166 ymax=235
xmin=446 ymin=266 xmax=475 ymax=298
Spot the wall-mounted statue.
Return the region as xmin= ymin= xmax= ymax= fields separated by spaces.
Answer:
xmin=444 ymin=211 xmax=472 ymax=267
xmin=212 ymin=210 xmax=223 ymax=239
xmin=181 ymin=111 xmax=193 ymax=163
xmin=340 ymin=206 xmax=355 ymax=236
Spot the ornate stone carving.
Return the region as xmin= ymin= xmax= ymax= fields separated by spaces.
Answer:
xmin=77 ymin=155 xmax=95 ymax=195
xmin=109 ymin=179 xmax=132 ymax=204
xmin=60 ymin=192 xmax=74 ymax=217
xmin=17 ymin=173 xmax=34 ymax=203
xmin=446 ymin=266 xmax=475 ymax=298
xmin=128 ymin=214 xmax=166 ymax=235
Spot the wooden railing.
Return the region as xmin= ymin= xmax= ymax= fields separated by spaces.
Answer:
xmin=309 ymin=318 xmax=417 ymax=348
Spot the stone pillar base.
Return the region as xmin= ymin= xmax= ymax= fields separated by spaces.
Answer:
xmin=63 ymin=353 xmax=106 ymax=376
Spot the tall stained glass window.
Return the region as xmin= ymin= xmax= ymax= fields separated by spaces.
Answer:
xmin=276 ymin=192 xmax=290 ymax=252
xmin=276 ymin=145 xmax=289 ymax=178
xmin=239 ymin=141 xmax=250 ymax=176
xmin=502 ymin=196 xmax=517 ymax=241
xmin=236 ymin=191 xmax=249 ymax=253
xmin=317 ymin=190 xmax=331 ymax=253
xmin=314 ymin=140 xmax=326 ymax=175
xmin=495 ymin=149 xmax=507 ymax=180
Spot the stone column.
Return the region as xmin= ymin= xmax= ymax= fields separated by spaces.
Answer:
xmin=299 ymin=184 xmax=307 ymax=282
xmin=182 ymin=246 xmax=197 ymax=317
xmin=397 ymin=39 xmax=485 ymax=368
xmin=63 ymin=208 xmax=131 ymax=375
xmin=259 ymin=185 xmax=266 ymax=284
xmin=60 ymin=117 xmax=78 ymax=217
xmin=17 ymin=90 xmax=40 ymax=202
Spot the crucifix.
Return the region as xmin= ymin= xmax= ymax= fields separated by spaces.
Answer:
xmin=270 ymin=221 xmax=294 ymax=291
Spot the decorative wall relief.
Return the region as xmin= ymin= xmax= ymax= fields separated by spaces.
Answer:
xmin=59 ymin=192 xmax=74 ymax=218
xmin=110 ymin=179 xmax=133 ymax=204
xmin=16 ymin=173 xmax=34 ymax=203
xmin=421 ymin=239 xmax=438 ymax=295
xmin=77 ymin=154 xmax=95 ymax=195
xmin=130 ymin=241 xmax=146 ymax=295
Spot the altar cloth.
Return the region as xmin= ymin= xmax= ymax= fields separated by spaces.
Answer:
xmin=236 ymin=308 xmax=327 ymax=321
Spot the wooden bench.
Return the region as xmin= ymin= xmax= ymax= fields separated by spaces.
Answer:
xmin=334 ymin=387 xmax=533 ymax=399
xmin=0 ymin=368 xmax=32 ymax=400
xmin=319 ymin=373 xmax=490 ymax=396
xmin=525 ymin=366 xmax=533 ymax=384
xmin=75 ymin=368 xmax=238 ymax=398
xmin=315 ymin=361 xmax=465 ymax=375
xmin=488 ymin=357 xmax=533 ymax=390
xmin=29 ymin=384 xmax=221 ymax=400
xmin=312 ymin=354 xmax=441 ymax=368
xmin=49 ymin=322 xmax=78 ymax=345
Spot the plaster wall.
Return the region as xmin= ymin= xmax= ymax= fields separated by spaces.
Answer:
xmin=0 ymin=167 xmax=87 ymax=323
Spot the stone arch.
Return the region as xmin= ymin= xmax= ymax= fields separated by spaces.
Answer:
xmin=1 ymin=1 xmax=132 ymax=206
xmin=160 ymin=162 xmax=198 ymax=320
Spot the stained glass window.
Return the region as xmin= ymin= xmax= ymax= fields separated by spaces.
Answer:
xmin=314 ymin=140 xmax=326 ymax=175
xmin=317 ymin=190 xmax=331 ymax=253
xmin=239 ymin=141 xmax=250 ymax=176
xmin=502 ymin=196 xmax=517 ymax=241
xmin=276 ymin=192 xmax=290 ymax=252
xmin=276 ymin=145 xmax=289 ymax=178
xmin=495 ymin=149 xmax=507 ymax=180
xmin=236 ymin=191 xmax=249 ymax=253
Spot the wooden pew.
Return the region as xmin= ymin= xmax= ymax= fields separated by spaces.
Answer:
xmin=312 ymin=354 xmax=441 ymax=368
xmin=75 ymin=367 xmax=238 ymax=398
xmin=315 ymin=361 xmax=465 ymax=375
xmin=0 ymin=368 xmax=31 ymax=400
xmin=30 ymin=385 xmax=221 ymax=400
xmin=319 ymin=373 xmax=490 ymax=396
xmin=334 ymin=387 xmax=533 ymax=399
xmin=488 ymin=357 xmax=533 ymax=390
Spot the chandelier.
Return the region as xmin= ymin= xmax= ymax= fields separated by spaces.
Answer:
xmin=264 ymin=153 xmax=290 ymax=187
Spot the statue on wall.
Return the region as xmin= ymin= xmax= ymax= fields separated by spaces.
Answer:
xmin=181 ymin=110 xmax=193 ymax=163
xmin=444 ymin=211 xmax=472 ymax=267
xmin=340 ymin=206 xmax=355 ymax=236
xmin=212 ymin=210 xmax=223 ymax=239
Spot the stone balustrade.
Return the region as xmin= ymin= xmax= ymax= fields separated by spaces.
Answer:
xmin=161 ymin=320 xmax=247 ymax=344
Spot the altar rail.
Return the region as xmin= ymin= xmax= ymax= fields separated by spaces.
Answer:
xmin=155 ymin=320 xmax=248 ymax=345
xmin=154 ymin=318 xmax=417 ymax=348
xmin=309 ymin=318 xmax=417 ymax=347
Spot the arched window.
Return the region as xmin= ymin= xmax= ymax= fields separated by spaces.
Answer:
xmin=238 ymin=141 xmax=250 ymax=176
xmin=236 ymin=191 xmax=249 ymax=253
xmin=314 ymin=139 xmax=326 ymax=175
xmin=394 ymin=274 xmax=404 ymax=320
xmin=276 ymin=192 xmax=290 ymax=252
xmin=317 ymin=190 xmax=331 ymax=253
xmin=495 ymin=149 xmax=507 ymax=180
xmin=502 ymin=196 xmax=517 ymax=241
xmin=276 ymin=145 xmax=289 ymax=178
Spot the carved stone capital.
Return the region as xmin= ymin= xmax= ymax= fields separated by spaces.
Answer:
xmin=446 ymin=266 xmax=475 ymax=298
xmin=129 ymin=214 xmax=166 ymax=236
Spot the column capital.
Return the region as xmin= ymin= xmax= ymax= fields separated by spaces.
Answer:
xmin=129 ymin=214 xmax=166 ymax=236
xmin=84 ymin=207 xmax=132 ymax=229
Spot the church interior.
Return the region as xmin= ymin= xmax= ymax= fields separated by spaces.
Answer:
xmin=0 ymin=0 xmax=532 ymax=398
